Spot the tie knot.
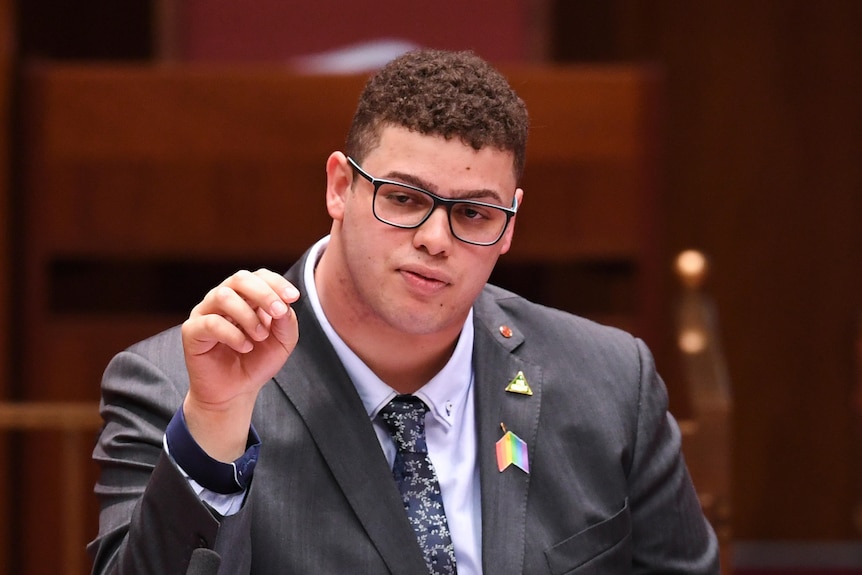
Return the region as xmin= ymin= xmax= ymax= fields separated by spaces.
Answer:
xmin=379 ymin=395 xmax=429 ymax=453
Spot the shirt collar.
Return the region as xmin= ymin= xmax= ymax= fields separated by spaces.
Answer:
xmin=303 ymin=236 xmax=474 ymax=429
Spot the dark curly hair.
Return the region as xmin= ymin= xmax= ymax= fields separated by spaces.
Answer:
xmin=345 ymin=49 xmax=529 ymax=181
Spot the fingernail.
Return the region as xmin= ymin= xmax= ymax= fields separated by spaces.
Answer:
xmin=271 ymin=300 xmax=288 ymax=316
xmin=283 ymin=285 xmax=300 ymax=299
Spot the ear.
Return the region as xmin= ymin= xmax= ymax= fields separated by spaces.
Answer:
xmin=497 ymin=187 xmax=524 ymax=255
xmin=325 ymin=152 xmax=352 ymax=222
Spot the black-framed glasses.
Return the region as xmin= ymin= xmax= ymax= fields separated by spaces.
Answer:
xmin=347 ymin=156 xmax=518 ymax=246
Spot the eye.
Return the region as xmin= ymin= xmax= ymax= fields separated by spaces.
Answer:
xmin=380 ymin=185 xmax=431 ymax=209
xmin=388 ymin=192 xmax=412 ymax=205
xmin=454 ymin=203 xmax=492 ymax=222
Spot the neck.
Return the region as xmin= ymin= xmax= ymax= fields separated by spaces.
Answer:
xmin=351 ymin=333 xmax=458 ymax=395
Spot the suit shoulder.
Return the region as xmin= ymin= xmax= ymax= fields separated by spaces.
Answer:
xmin=125 ymin=324 xmax=186 ymax=364
xmin=478 ymin=283 xmax=638 ymax=348
xmin=475 ymin=283 xmax=653 ymax=392
xmin=103 ymin=325 xmax=189 ymax=397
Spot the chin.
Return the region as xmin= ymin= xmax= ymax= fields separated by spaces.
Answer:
xmin=387 ymin=304 xmax=467 ymax=337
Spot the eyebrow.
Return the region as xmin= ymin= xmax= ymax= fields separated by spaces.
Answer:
xmin=384 ymin=170 xmax=506 ymax=204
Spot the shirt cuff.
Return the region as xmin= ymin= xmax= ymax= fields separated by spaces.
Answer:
xmin=165 ymin=406 xmax=261 ymax=494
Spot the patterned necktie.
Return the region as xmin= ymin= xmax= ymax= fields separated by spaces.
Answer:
xmin=379 ymin=395 xmax=457 ymax=575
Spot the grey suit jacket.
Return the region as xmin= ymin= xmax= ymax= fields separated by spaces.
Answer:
xmin=89 ymin=251 xmax=719 ymax=575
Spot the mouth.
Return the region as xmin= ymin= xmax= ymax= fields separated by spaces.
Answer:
xmin=398 ymin=267 xmax=451 ymax=292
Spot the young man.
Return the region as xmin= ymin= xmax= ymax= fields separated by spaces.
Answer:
xmin=89 ymin=49 xmax=719 ymax=574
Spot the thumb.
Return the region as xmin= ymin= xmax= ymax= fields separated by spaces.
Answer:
xmin=269 ymin=306 xmax=299 ymax=354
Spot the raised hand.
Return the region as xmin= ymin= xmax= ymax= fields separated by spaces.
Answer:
xmin=180 ymin=269 xmax=300 ymax=461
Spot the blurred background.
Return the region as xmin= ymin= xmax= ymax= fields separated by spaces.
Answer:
xmin=1 ymin=1 xmax=861 ymax=574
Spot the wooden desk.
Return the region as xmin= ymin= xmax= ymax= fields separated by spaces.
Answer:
xmin=0 ymin=402 xmax=102 ymax=575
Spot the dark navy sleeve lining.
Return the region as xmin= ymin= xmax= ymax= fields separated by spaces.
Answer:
xmin=165 ymin=407 xmax=261 ymax=494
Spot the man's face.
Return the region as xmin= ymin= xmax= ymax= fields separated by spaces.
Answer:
xmin=327 ymin=125 xmax=522 ymax=337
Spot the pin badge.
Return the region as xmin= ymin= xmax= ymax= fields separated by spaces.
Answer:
xmin=496 ymin=423 xmax=530 ymax=473
xmin=505 ymin=371 xmax=533 ymax=396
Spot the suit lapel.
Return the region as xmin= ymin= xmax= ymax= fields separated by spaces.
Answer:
xmin=274 ymin=253 xmax=541 ymax=574
xmin=271 ymin=259 xmax=428 ymax=575
xmin=473 ymin=302 xmax=542 ymax=575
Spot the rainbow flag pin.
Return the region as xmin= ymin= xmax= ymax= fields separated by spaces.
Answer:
xmin=496 ymin=424 xmax=530 ymax=474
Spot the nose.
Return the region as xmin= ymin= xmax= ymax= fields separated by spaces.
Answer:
xmin=412 ymin=206 xmax=454 ymax=256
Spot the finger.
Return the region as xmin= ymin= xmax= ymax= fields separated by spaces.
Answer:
xmin=182 ymin=313 xmax=254 ymax=356
xmin=194 ymin=284 xmax=269 ymax=342
xmin=256 ymin=307 xmax=273 ymax=329
xmin=222 ymin=269 xmax=299 ymax=319
xmin=250 ymin=269 xmax=300 ymax=315
xmin=269 ymin=306 xmax=299 ymax=353
xmin=249 ymin=271 xmax=299 ymax=348
xmin=234 ymin=270 xmax=300 ymax=340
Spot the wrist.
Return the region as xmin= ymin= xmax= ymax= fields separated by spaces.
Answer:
xmin=166 ymin=406 xmax=260 ymax=494
xmin=182 ymin=393 xmax=256 ymax=461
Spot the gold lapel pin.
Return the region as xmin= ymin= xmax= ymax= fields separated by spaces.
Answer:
xmin=505 ymin=371 xmax=533 ymax=396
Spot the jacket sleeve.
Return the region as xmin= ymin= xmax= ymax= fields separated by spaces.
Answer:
xmin=88 ymin=331 xmax=253 ymax=575
xmin=627 ymin=338 xmax=720 ymax=574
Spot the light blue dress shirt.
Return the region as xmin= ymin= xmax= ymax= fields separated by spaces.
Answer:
xmin=305 ymin=237 xmax=482 ymax=575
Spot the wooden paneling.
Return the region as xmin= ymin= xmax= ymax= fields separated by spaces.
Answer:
xmin=0 ymin=0 xmax=13 ymax=569
xmin=570 ymin=0 xmax=862 ymax=541
xmin=0 ymin=0 xmax=11 ymax=378
xmin=653 ymin=1 xmax=862 ymax=542
xmin=17 ymin=64 xmax=663 ymax=574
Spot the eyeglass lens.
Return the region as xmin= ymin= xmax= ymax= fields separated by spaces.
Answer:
xmin=373 ymin=182 xmax=509 ymax=245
